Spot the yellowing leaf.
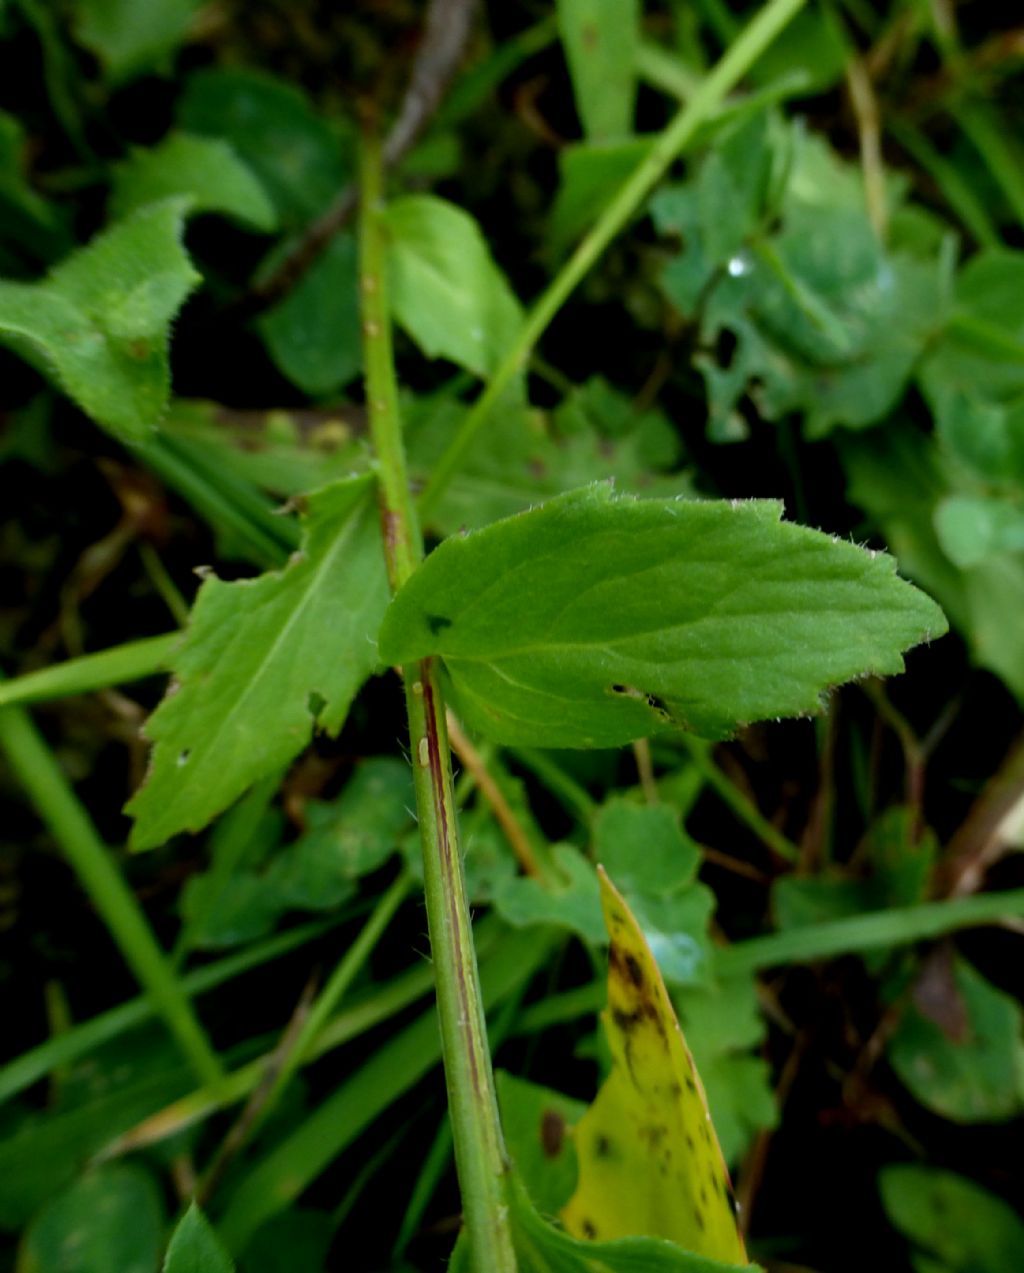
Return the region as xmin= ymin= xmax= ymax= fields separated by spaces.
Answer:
xmin=561 ymin=868 xmax=747 ymax=1263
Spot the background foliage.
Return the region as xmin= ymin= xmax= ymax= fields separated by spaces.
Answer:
xmin=1 ymin=1 xmax=1023 ymax=1271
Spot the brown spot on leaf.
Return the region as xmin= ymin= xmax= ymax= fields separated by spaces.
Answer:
xmin=540 ymin=1108 xmax=565 ymax=1158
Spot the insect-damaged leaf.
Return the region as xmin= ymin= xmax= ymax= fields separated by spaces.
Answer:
xmin=378 ymin=485 xmax=947 ymax=747
xmin=127 ymin=477 xmax=389 ymax=850
xmin=561 ymin=869 xmax=748 ymax=1261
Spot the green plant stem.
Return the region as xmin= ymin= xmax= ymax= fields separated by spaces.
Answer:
xmin=0 ymin=691 xmax=224 ymax=1088
xmin=0 ymin=919 xmax=334 ymax=1105
xmin=717 ymin=888 xmax=1024 ymax=976
xmin=678 ymin=736 xmax=800 ymax=862
xmin=418 ymin=0 xmax=809 ymax=517
xmin=0 ymin=634 xmax=178 ymax=708
xmin=359 ymin=135 xmax=517 ymax=1271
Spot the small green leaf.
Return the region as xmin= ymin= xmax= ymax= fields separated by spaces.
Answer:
xmin=496 ymin=1071 xmax=586 ymax=1215
xmin=163 ymin=1204 xmax=234 ymax=1273
xmin=557 ymin=0 xmax=639 ymax=141
xmin=888 ymin=956 xmax=1024 ymax=1122
xmin=676 ymin=976 xmax=777 ymax=1164
xmin=18 ymin=1165 xmax=164 ymax=1273
xmin=843 ymin=424 xmax=1024 ymax=702
xmin=594 ymin=800 xmax=699 ymax=893
xmin=0 ymin=200 xmax=199 ymax=439
xmin=384 ymin=195 xmax=523 ymax=377
xmin=919 ymin=249 xmax=1024 ymax=410
xmin=379 ymin=485 xmax=947 ymax=748
xmin=496 ymin=843 xmax=605 ymax=946
xmin=126 ymin=477 xmax=389 ymax=849
xmin=879 ymin=1166 xmax=1024 ymax=1273
xmin=71 ymin=0 xmax=202 ymax=83
xmin=178 ymin=69 xmax=350 ymax=226
xmin=111 ymin=133 xmax=277 ymax=230
xmin=550 ymin=138 xmax=654 ymax=253
xmin=258 ymin=232 xmax=361 ymax=394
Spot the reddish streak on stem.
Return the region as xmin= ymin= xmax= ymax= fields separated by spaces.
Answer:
xmin=420 ymin=660 xmax=486 ymax=1102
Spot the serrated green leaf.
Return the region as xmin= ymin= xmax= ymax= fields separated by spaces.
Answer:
xmin=384 ymin=195 xmax=523 ymax=377
xmin=18 ymin=1165 xmax=164 ymax=1273
xmin=258 ymin=232 xmax=361 ymax=394
xmin=0 ymin=200 xmax=199 ymax=439
xmin=557 ymin=0 xmax=639 ymax=141
xmin=163 ymin=1204 xmax=234 ymax=1273
xmin=126 ymin=477 xmax=389 ymax=849
xmin=110 ymin=133 xmax=277 ymax=230
xmin=71 ymin=0 xmax=202 ymax=83
xmin=379 ymin=485 xmax=947 ymax=748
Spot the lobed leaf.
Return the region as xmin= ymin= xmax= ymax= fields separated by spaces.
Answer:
xmin=378 ymin=485 xmax=947 ymax=748
xmin=126 ymin=477 xmax=389 ymax=849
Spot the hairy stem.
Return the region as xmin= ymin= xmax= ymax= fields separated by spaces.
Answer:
xmin=359 ymin=134 xmax=517 ymax=1270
